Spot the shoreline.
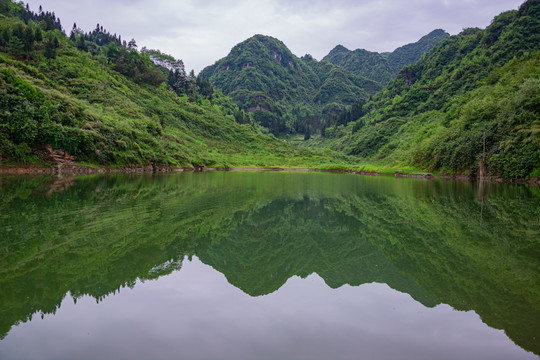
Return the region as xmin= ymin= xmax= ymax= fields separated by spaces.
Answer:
xmin=1 ymin=164 xmax=538 ymax=186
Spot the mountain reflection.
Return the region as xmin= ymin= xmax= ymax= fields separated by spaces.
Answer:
xmin=0 ymin=172 xmax=538 ymax=355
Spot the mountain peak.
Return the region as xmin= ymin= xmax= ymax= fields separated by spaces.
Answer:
xmin=425 ymin=29 xmax=449 ymax=37
xmin=387 ymin=29 xmax=450 ymax=74
xmin=323 ymin=29 xmax=449 ymax=82
xmin=330 ymin=44 xmax=350 ymax=53
xmin=417 ymin=29 xmax=450 ymax=44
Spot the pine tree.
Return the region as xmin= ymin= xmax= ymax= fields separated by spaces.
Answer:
xmin=127 ymin=38 xmax=137 ymax=50
xmin=8 ymin=36 xmax=23 ymax=58
xmin=34 ymin=27 xmax=42 ymax=42
xmin=12 ymin=23 xmax=23 ymax=39
xmin=168 ymin=69 xmax=189 ymax=95
xmin=0 ymin=27 xmax=10 ymax=48
xmin=106 ymin=42 xmax=118 ymax=63
xmin=44 ymin=36 xmax=57 ymax=59
xmin=76 ymin=35 xmax=87 ymax=51
xmin=22 ymin=26 xmax=34 ymax=57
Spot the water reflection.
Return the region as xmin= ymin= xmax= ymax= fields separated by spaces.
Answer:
xmin=0 ymin=172 xmax=539 ymax=358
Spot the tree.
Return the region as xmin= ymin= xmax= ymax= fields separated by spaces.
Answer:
xmin=196 ymin=75 xmax=214 ymax=99
xmin=76 ymin=35 xmax=87 ymax=51
xmin=127 ymin=38 xmax=137 ymax=50
xmin=0 ymin=26 xmax=10 ymax=47
xmin=186 ymin=70 xmax=197 ymax=100
xmin=168 ymin=69 xmax=188 ymax=95
xmin=7 ymin=36 xmax=23 ymax=58
xmin=106 ymin=42 xmax=118 ymax=63
xmin=304 ymin=124 xmax=311 ymax=140
xmin=69 ymin=23 xmax=77 ymax=42
xmin=34 ymin=27 xmax=42 ymax=42
xmin=12 ymin=23 xmax=23 ymax=39
xmin=234 ymin=109 xmax=251 ymax=124
xmin=272 ymin=117 xmax=279 ymax=136
xmin=43 ymin=35 xmax=57 ymax=59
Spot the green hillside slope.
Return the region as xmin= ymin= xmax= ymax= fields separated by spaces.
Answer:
xmin=201 ymin=34 xmax=381 ymax=137
xmin=201 ymin=30 xmax=445 ymax=138
xmin=387 ymin=29 xmax=450 ymax=75
xmin=322 ymin=0 xmax=539 ymax=179
xmin=323 ymin=45 xmax=394 ymax=85
xmin=323 ymin=29 xmax=449 ymax=84
xmin=0 ymin=1 xmax=339 ymax=169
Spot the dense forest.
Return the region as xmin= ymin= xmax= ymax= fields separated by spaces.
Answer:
xmin=0 ymin=0 xmax=341 ymax=169
xmin=201 ymin=34 xmax=374 ymax=137
xmin=200 ymin=32 xmax=446 ymax=138
xmin=323 ymin=29 xmax=450 ymax=84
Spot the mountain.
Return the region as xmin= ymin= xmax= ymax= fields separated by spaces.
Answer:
xmin=386 ymin=29 xmax=450 ymax=74
xmin=0 ymin=1 xmax=340 ymax=169
xmin=1 ymin=0 xmax=536 ymax=179
xmin=200 ymin=34 xmax=381 ymax=136
xmin=323 ymin=29 xmax=450 ymax=84
xmin=201 ymin=31 xmax=446 ymax=137
xmin=323 ymin=45 xmax=394 ymax=85
xmin=323 ymin=0 xmax=539 ymax=179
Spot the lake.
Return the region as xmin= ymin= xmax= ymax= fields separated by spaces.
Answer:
xmin=0 ymin=171 xmax=538 ymax=360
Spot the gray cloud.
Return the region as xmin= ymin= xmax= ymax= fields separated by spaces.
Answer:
xmin=25 ymin=0 xmax=524 ymax=72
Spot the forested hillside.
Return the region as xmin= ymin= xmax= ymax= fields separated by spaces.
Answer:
xmin=200 ymin=35 xmax=385 ymax=137
xmin=1 ymin=0 xmax=536 ymax=179
xmin=321 ymin=0 xmax=539 ymax=179
xmin=324 ymin=29 xmax=450 ymax=84
xmin=386 ymin=29 xmax=450 ymax=75
xmin=0 ymin=0 xmax=339 ymax=169
xmin=201 ymin=31 xmax=446 ymax=138
xmin=323 ymin=45 xmax=393 ymax=85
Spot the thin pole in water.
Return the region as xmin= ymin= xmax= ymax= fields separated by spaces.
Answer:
xmin=482 ymin=131 xmax=486 ymax=180
xmin=483 ymin=132 xmax=486 ymax=161
xmin=480 ymin=131 xmax=486 ymax=225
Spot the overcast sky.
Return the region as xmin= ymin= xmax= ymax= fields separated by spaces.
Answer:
xmin=25 ymin=0 xmax=524 ymax=73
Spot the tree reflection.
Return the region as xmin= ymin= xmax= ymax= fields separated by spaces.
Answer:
xmin=0 ymin=172 xmax=538 ymax=354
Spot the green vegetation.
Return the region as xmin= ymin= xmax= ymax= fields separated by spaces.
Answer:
xmin=0 ymin=0 xmax=537 ymax=179
xmin=0 ymin=1 xmax=343 ymax=169
xmin=200 ymin=35 xmax=383 ymax=137
xmin=386 ymin=29 xmax=450 ymax=75
xmin=323 ymin=46 xmax=394 ymax=85
xmin=200 ymin=31 xmax=448 ymax=138
xmin=324 ymin=29 xmax=450 ymax=84
xmin=319 ymin=1 xmax=540 ymax=179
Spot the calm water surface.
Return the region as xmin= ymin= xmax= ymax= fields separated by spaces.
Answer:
xmin=0 ymin=171 xmax=538 ymax=359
